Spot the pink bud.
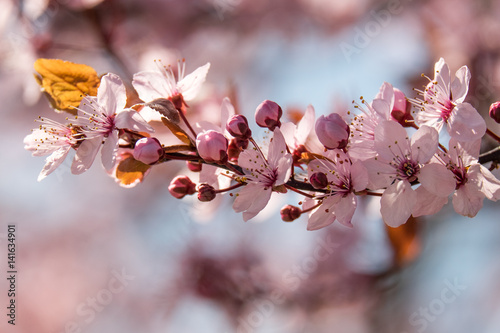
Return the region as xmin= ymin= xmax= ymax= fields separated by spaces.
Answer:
xmin=133 ymin=137 xmax=163 ymax=164
xmin=315 ymin=113 xmax=350 ymax=149
xmin=391 ymin=88 xmax=414 ymax=127
xmin=255 ymin=100 xmax=282 ymax=131
xmin=226 ymin=114 xmax=252 ymax=139
xmin=196 ymin=130 xmax=229 ymax=164
xmin=198 ymin=184 xmax=216 ymax=202
xmin=187 ymin=161 xmax=202 ymax=172
xmin=489 ymin=101 xmax=500 ymax=123
xmin=280 ymin=205 xmax=301 ymax=222
xmin=309 ymin=172 xmax=328 ymax=189
xmin=168 ymin=175 xmax=196 ymax=199
xmin=227 ymin=137 xmax=249 ymax=162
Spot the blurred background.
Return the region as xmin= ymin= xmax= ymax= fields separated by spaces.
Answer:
xmin=1 ymin=0 xmax=500 ymax=332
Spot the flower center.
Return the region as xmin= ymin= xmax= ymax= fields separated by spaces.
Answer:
xmin=398 ymin=159 xmax=420 ymax=182
xmin=439 ymin=99 xmax=455 ymax=122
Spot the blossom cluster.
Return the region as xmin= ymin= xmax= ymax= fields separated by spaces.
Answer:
xmin=24 ymin=58 xmax=500 ymax=230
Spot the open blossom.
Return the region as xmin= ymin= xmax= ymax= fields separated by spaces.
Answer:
xmin=364 ymin=121 xmax=455 ymax=227
xmin=414 ymin=138 xmax=500 ymax=218
xmin=132 ymin=59 xmax=210 ymax=121
xmin=305 ymin=149 xmax=368 ymax=230
xmin=348 ymin=82 xmax=398 ymax=161
xmin=72 ymin=73 xmax=154 ymax=174
xmin=280 ymin=105 xmax=323 ymax=165
xmin=24 ymin=117 xmax=81 ymax=181
xmin=411 ymin=57 xmax=486 ymax=141
xmin=233 ymin=128 xmax=293 ymax=222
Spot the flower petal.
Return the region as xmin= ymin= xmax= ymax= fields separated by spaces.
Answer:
xmin=115 ymin=110 xmax=154 ymax=133
xmin=101 ymin=131 xmax=119 ymax=171
xmin=177 ymin=62 xmax=210 ymax=101
xmin=380 ymin=180 xmax=416 ymax=228
xmin=451 ymin=65 xmax=471 ymax=103
xmin=418 ymin=163 xmax=456 ymax=197
xmin=132 ymin=71 xmax=172 ymax=101
xmin=98 ymin=73 xmax=127 ymax=115
xmin=412 ymin=186 xmax=448 ymax=217
xmin=38 ymin=146 xmax=71 ymax=181
xmin=334 ymin=193 xmax=356 ymax=227
xmin=447 ymin=102 xmax=486 ymax=142
xmin=71 ymin=136 xmax=102 ymax=174
xmin=410 ymin=125 xmax=439 ymax=164
xmin=374 ymin=121 xmax=409 ymax=161
xmin=306 ymin=196 xmax=338 ymax=231
xmin=452 ymin=182 xmax=484 ymax=217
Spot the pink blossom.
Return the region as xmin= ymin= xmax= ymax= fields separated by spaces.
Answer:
xmin=348 ymin=82 xmax=397 ymax=161
xmin=305 ymin=149 xmax=368 ymax=230
xmin=72 ymin=73 xmax=154 ymax=174
xmin=413 ymin=138 xmax=500 ymax=217
xmin=364 ymin=121 xmax=454 ymax=227
xmin=232 ymin=128 xmax=292 ymax=221
xmin=411 ymin=58 xmax=486 ymax=141
xmin=133 ymin=59 xmax=210 ymax=104
xmin=24 ymin=117 xmax=80 ymax=181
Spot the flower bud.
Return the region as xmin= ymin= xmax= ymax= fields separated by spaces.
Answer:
xmin=255 ymin=100 xmax=282 ymax=131
xmin=309 ymin=172 xmax=328 ymax=189
xmin=227 ymin=137 xmax=249 ymax=162
xmin=280 ymin=205 xmax=301 ymax=222
xmin=315 ymin=113 xmax=350 ymax=149
xmin=168 ymin=175 xmax=196 ymax=199
xmin=489 ymin=101 xmax=500 ymax=123
xmin=187 ymin=160 xmax=202 ymax=172
xmin=196 ymin=130 xmax=229 ymax=164
xmin=198 ymin=183 xmax=216 ymax=202
xmin=226 ymin=114 xmax=252 ymax=139
xmin=391 ymin=88 xmax=414 ymax=127
xmin=133 ymin=137 xmax=163 ymax=164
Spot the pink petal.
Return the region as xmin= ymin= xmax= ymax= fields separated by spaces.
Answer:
xmin=478 ymin=165 xmax=500 ymax=201
xmin=380 ymin=180 xmax=416 ymax=227
xmin=115 ymin=110 xmax=154 ymax=133
xmin=434 ymin=58 xmax=451 ymax=95
xmin=350 ymin=161 xmax=369 ymax=191
xmin=275 ymin=155 xmax=293 ymax=185
xmin=295 ymin=105 xmax=316 ymax=145
xmin=363 ymin=157 xmax=394 ymax=190
xmin=306 ymin=196 xmax=338 ymax=231
xmin=38 ymin=146 xmax=71 ymax=181
xmin=177 ymin=63 xmax=210 ymax=101
xmin=448 ymin=138 xmax=480 ymax=164
xmin=132 ymin=71 xmax=172 ymax=101
xmin=410 ymin=125 xmax=439 ymax=164
xmin=101 ymin=131 xmax=119 ymax=171
xmin=447 ymin=102 xmax=486 ymax=142
xmin=452 ymin=182 xmax=484 ymax=217
xmin=335 ymin=193 xmax=357 ymax=227
xmin=374 ymin=121 xmax=409 ymax=161
xmin=451 ymin=66 xmax=471 ymax=103
xmin=233 ymin=184 xmax=272 ymax=221
xmin=418 ymin=163 xmax=456 ymax=197
xmin=98 ymin=73 xmax=127 ymax=115
xmin=220 ymin=97 xmax=235 ymax=133
xmin=412 ymin=186 xmax=448 ymax=217
xmin=71 ymin=136 xmax=102 ymax=174
xmin=267 ymin=128 xmax=288 ymax=168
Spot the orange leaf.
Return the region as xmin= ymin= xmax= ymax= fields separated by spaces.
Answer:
xmin=386 ymin=216 xmax=421 ymax=267
xmin=115 ymin=155 xmax=151 ymax=187
xmin=161 ymin=117 xmax=195 ymax=146
xmin=34 ymin=59 xmax=100 ymax=114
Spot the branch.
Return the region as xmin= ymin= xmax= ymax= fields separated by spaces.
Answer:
xmin=479 ymin=146 xmax=500 ymax=165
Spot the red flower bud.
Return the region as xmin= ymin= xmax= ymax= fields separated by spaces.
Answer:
xmin=198 ymin=183 xmax=216 ymax=202
xmin=280 ymin=205 xmax=301 ymax=222
xmin=196 ymin=130 xmax=228 ymax=164
xmin=226 ymin=114 xmax=252 ymax=139
xmin=315 ymin=113 xmax=350 ymax=149
xmin=168 ymin=175 xmax=196 ymax=199
xmin=255 ymin=100 xmax=282 ymax=131
xmin=187 ymin=161 xmax=202 ymax=172
xmin=309 ymin=172 xmax=328 ymax=189
xmin=133 ymin=137 xmax=163 ymax=164
xmin=489 ymin=101 xmax=500 ymax=124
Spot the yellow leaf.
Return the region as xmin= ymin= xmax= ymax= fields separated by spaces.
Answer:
xmin=34 ymin=59 xmax=100 ymax=114
xmin=161 ymin=117 xmax=195 ymax=146
xmin=115 ymin=155 xmax=151 ymax=187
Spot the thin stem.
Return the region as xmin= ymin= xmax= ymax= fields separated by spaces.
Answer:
xmin=177 ymin=107 xmax=198 ymax=139
xmin=486 ymin=128 xmax=500 ymax=143
xmin=300 ymin=201 xmax=322 ymax=214
xmin=215 ymin=183 xmax=245 ymax=194
xmin=284 ymin=184 xmax=315 ymax=199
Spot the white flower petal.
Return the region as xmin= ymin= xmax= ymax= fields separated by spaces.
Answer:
xmin=451 ymin=65 xmax=471 ymax=103
xmin=37 ymin=146 xmax=71 ymax=181
xmin=419 ymin=163 xmax=456 ymax=197
xmin=447 ymin=102 xmax=486 ymax=142
xmin=177 ymin=62 xmax=210 ymax=101
xmin=410 ymin=125 xmax=439 ymax=163
xmin=98 ymin=73 xmax=127 ymax=115
xmin=115 ymin=110 xmax=154 ymax=133
xmin=71 ymin=136 xmax=102 ymax=174
xmin=132 ymin=71 xmax=172 ymax=101
xmin=101 ymin=131 xmax=119 ymax=171
xmin=413 ymin=186 xmax=448 ymax=217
